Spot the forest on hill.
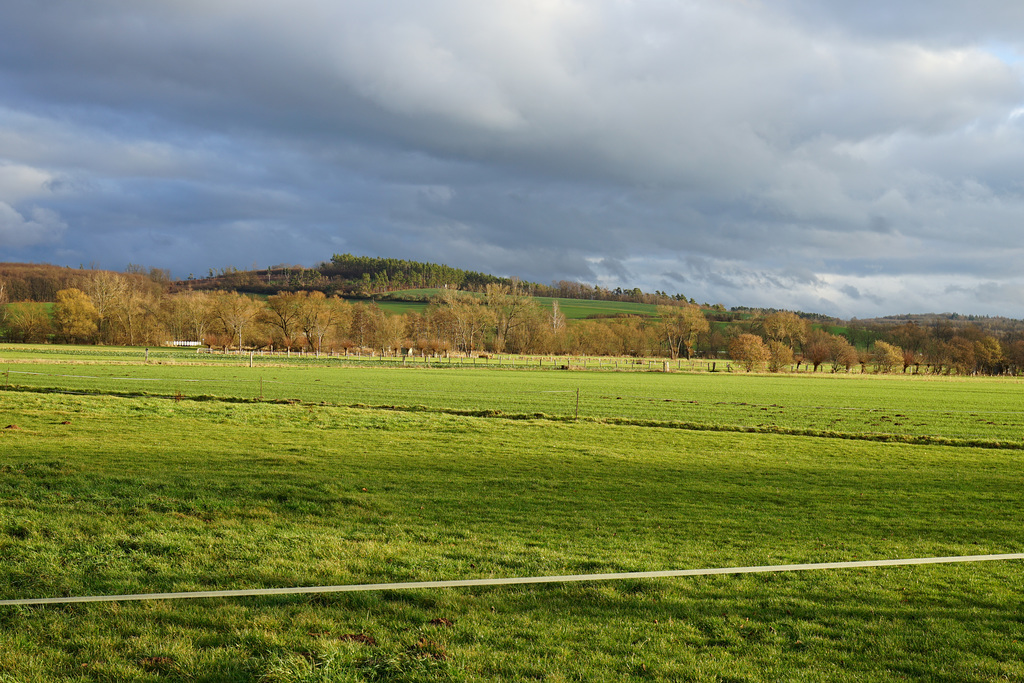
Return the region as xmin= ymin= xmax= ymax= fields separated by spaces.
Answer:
xmin=2 ymin=259 xmax=1024 ymax=375
xmin=181 ymin=253 xmax=716 ymax=309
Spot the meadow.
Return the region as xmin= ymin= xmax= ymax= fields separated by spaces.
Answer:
xmin=2 ymin=345 xmax=1022 ymax=445
xmin=370 ymin=291 xmax=663 ymax=320
xmin=1 ymin=346 xmax=1023 ymax=681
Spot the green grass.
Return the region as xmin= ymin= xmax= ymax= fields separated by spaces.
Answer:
xmin=3 ymin=347 xmax=1023 ymax=445
xmin=342 ymin=292 xmax=664 ymax=320
xmin=1 ymin=393 xmax=1022 ymax=680
xmin=2 ymin=359 xmax=1024 ymax=680
xmin=363 ymin=300 xmax=431 ymax=316
xmin=378 ymin=288 xmax=446 ymax=300
xmin=532 ymin=296 xmax=661 ymax=320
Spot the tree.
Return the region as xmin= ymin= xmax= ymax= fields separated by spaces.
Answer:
xmin=610 ymin=317 xmax=657 ymax=357
xmin=762 ymin=311 xmax=808 ymax=352
xmin=947 ymin=337 xmax=976 ymax=375
xmin=298 ymin=291 xmax=344 ymax=355
xmin=827 ymin=335 xmax=859 ymax=372
xmin=902 ymin=348 xmax=919 ymax=374
xmin=486 ymin=282 xmax=532 ymax=353
xmin=6 ymin=303 xmax=52 ymax=343
xmin=888 ymin=322 xmax=928 ymax=353
xmin=698 ymin=327 xmax=728 ymax=360
xmin=212 ymin=292 xmax=262 ymax=352
xmin=83 ymin=271 xmax=129 ymax=344
xmin=177 ymin=290 xmax=215 ymax=344
xmin=803 ymin=329 xmax=834 ymax=371
xmin=550 ymin=300 xmax=565 ymax=334
xmin=923 ymin=339 xmax=952 ymax=374
xmin=566 ymin=320 xmax=620 ymax=356
xmin=505 ymin=304 xmax=554 ymax=354
xmin=1005 ymin=340 xmax=1024 ymax=375
xmin=429 ymin=290 xmax=494 ymax=354
xmin=766 ymin=341 xmax=793 ymax=372
xmin=108 ymin=287 xmax=157 ymax=345
xmin=53 ymin=288 xmax=99 ymax=343
xmin=348 ymin=302 xmax=377 ymax=350
xmin=872 ymin=341 xmax=903 ymax=373
xmin=371 ymin=310 xmax=406 ymax=354
xmin=265 ymin=291 xmax=307 ymax=350
xmin=729 ymin=333 xmax=769 ymax=371
xmin=0 ymin=275 xmax=8 ymax=333
xmin=657 ymin=304 xmax=709 ymax=359
xmin=973 ymin=336 xmax=1003 ymax=375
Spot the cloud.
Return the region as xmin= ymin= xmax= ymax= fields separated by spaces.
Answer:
xmin=0 ymin=162 xmax=55 ymax=203
xmin=0 ymin=203 xmax=66 ymax=248
xmin=1 ymin=1 xmax=1024 ymax=316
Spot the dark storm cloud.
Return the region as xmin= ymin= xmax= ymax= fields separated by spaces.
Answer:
xmin=1 ymin=0 xmax=1024 ymax=317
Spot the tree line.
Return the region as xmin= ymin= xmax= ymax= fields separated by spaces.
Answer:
xmin=723 ymin=311 xmax=1024 ymax=375
xmin=0 ymin=270 xmax=712 ymax=359
xmin=2 ymin=264 xmax=1023 ymax=374
xmin=173 ymin=254 xmax=731 ymax=309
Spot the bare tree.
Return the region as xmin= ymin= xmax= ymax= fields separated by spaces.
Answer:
xmin=265 ymin=291 xmax=307 ymax=350
xmin=372 ymin=311 xmax=406 ymax=355
xmin=109 ymin=287 xmax=156 ymax=345
xmin=657 ymin=304 xmax=709 ymax=359
xmin=762 ymin=311 xmax=808 ymax=352
xmin=486 ymin=282 xmax=531 ymax=353
xmin=6 ymin=304 xmax=52 ymax=343
xmin=430 ymin=290 xmax=494 ymax=354
xmin=178 ymin=290 xmax=215 ymax=344
xmin=213 ymin=291 xmax=262 ymax=352
xmin=298 ymin=291 xmax=344 ymax=355
xmin=0 ymin=276 xmax=8 ymax=330
xmin=550 ymin=299 xmax=565 ymax=333
xmin=84 ymin=271 xmax=129 ymax=343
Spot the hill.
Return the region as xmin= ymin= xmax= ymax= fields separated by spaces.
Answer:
xmin=4 ymin=258 xmax=1023 ymax=341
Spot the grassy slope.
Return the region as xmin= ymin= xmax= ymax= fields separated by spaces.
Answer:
xmin=531 ymin=296 xmax=660 ymax=319
xmin=1 ymin=373 xmax=1024 ymax=680
xmin=370 ymin=290 xmax=663 ymax=320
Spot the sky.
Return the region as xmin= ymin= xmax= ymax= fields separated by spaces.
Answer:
xmin=2 ymin=1 xmax=1024 ymax=319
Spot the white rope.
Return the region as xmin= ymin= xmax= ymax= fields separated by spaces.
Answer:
xmin=2 ymin=553 xmax=1021 ymax=607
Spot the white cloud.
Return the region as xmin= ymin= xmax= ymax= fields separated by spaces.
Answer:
xmin=0 ymin=203 xmax=66 ymax=248
xmin=0 ymin=162 xmax=55 ymax=203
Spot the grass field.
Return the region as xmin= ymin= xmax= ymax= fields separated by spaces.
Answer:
xmin=2 ymin=345 xmax=1022 ymax=446
xmin=1 ymin=348 xmax=1023 ymax=681
xmin=531 ymin=297 xmax=661 ymax=320
xmin=366 ymin=291 xmax=663 ymax=320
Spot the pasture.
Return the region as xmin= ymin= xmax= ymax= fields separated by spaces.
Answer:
xmin=370 ymin=290 xmax=664 ymax=320
xmin=1 ymin=347 xmax=1023 ymax=681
